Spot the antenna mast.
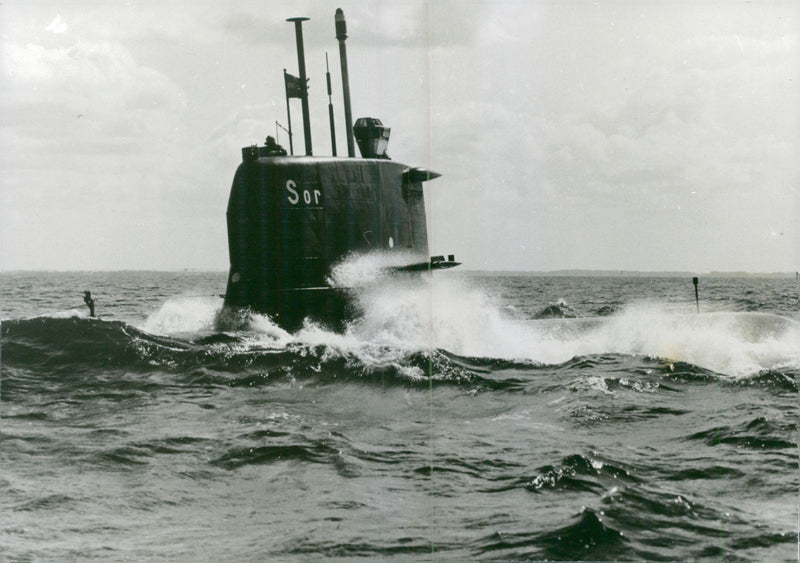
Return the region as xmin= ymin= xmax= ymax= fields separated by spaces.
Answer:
xmin=287 ymin=17 xmax=312 ymax=156
xmin=326 ymin=53 xmax=337 ymax=156
xmin=335 ymin=9 xmax=355 ymax=157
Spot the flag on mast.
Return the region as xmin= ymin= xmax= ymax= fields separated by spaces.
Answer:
xmin=283 ymin=69 xmax=305 ymax=155
xmin=284 ymin=71 xmax=305 ymax=99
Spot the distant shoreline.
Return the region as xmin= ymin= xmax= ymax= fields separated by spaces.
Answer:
xmin=462 ymin=270 xmax=798 ymax=279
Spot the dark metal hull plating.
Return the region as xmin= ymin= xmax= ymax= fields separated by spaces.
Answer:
xmin=223 ymin=156 xmax=430 ymax=331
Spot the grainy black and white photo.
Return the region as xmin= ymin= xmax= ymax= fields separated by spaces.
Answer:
xmin=1 ymin=1 xmax=797 ymax=561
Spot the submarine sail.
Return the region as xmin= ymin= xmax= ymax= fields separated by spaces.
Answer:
xmin=222 ymin=10 xmax=458 ymax=331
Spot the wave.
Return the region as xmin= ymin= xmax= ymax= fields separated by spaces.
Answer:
xmin=3 ymin=271 xmax=798 ymax=381
xmin=211 ymin=442 xmax=338 ymax=470
xmin=533 ymin=299 xmax=578 ymax=319
xmin=135 ymin=259 xmax=800 ymax=380
xmin=322 ymin=266 xmax=800 ymax=376
xmin=286 ymin=276 xmax=799 ymax=377
xmin=476 ymin=448 xmax=795 ymax=560
xmin=1 ymin=315 xmax=192 ymax=371
xmin=475 ymin=507 xmax=626 ymax=560
xmin=2 ymin=321 xmax=797 ymax=396
xmin=139 ymin=295 xmax=223 ymax=336
xmin=684 ymin=416 xmax=797 ymax=450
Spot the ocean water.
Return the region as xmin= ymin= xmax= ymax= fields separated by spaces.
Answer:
xmin=1 ymin=269 xmax=798 ymax=561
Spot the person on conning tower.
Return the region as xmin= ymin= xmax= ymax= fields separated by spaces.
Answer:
xmin=264 ymin=136 xmax=287 ymax=156
xmin=83 ymin=291 xmax=95 ymax=317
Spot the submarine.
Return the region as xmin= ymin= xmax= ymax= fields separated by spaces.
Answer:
xmin=222 ymin=9 xmax=459 ymax=331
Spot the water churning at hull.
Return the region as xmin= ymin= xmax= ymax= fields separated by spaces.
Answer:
xmin=134 ymin=262 xmax=800 ymax=380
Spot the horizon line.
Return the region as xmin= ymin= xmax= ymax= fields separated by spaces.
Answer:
xmin=2 ymin=267 xmax=797 ymax=277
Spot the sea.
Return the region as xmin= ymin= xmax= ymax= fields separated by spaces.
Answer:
xmin=1 ymin=268 xmax=798 ymax=561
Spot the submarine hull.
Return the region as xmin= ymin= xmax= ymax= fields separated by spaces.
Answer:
xmin=223 ymin=156 xmax=429 ymax=331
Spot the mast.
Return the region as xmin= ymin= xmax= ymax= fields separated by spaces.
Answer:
xmin=335 ymin=9 xmax=355 ymax=157
xmin=326 ymin=53 xmax=337 ymax=156
xmin=287 ymin=17 xmax=312 ymax=156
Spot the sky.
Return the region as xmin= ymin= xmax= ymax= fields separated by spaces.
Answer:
xmin=1 ymin=0 xmax=797 ymax=272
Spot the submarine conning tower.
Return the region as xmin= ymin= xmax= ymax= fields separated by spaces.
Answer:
xmin=222 ymin=9 xmax=459 ymax=331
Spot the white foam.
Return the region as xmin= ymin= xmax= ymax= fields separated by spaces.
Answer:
xmin=241 ymin=311 xmax=293 ymax=345
xmin=140 ymin=296 xmax=223 ymax=335
xmin=137 ymin=257 xmax=800 ymax=378
xmin=326 ymin=250 xmax=427 ymax=288
xmin=305 ymin=273 xmax=800 ymax=377
xmin=38 ymin=309 xmax=87 ymax=320
xmin=6 ymin=309 xmax=87 ymax=321
xmin=572 ymin=305 xmax=800 ymax=377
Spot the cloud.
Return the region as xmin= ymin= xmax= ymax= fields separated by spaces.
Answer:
xmin=220 ymin=11 xmax=288 ymax=46
xmin=1 ymin=1 xmax=796 ymax=272
xmin=45 ymin=15 xmax=67 ymax=34
xmin=0 ymin=36 xmax=200 ymax=269
xmin=2 ymin=40 xmax=186 ymax=141
xmin=420 ymin=3 xmax=798 ymax=271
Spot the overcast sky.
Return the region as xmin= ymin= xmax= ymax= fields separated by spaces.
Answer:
xmin=1 ymin=1 xmax=797 ymax=272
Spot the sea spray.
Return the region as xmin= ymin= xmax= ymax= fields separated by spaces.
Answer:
xmin=562 ymin=305 xmax=800 ymax=377
xmin=326 ymin=250 xmax=426 ymax=289
xmin=135 ymin=260 xmax=800 ymax=378
xmin=340 ymin=283 xmax=799 ymax=377
xmin=140 ymin=295 xmax=223 ymax=335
